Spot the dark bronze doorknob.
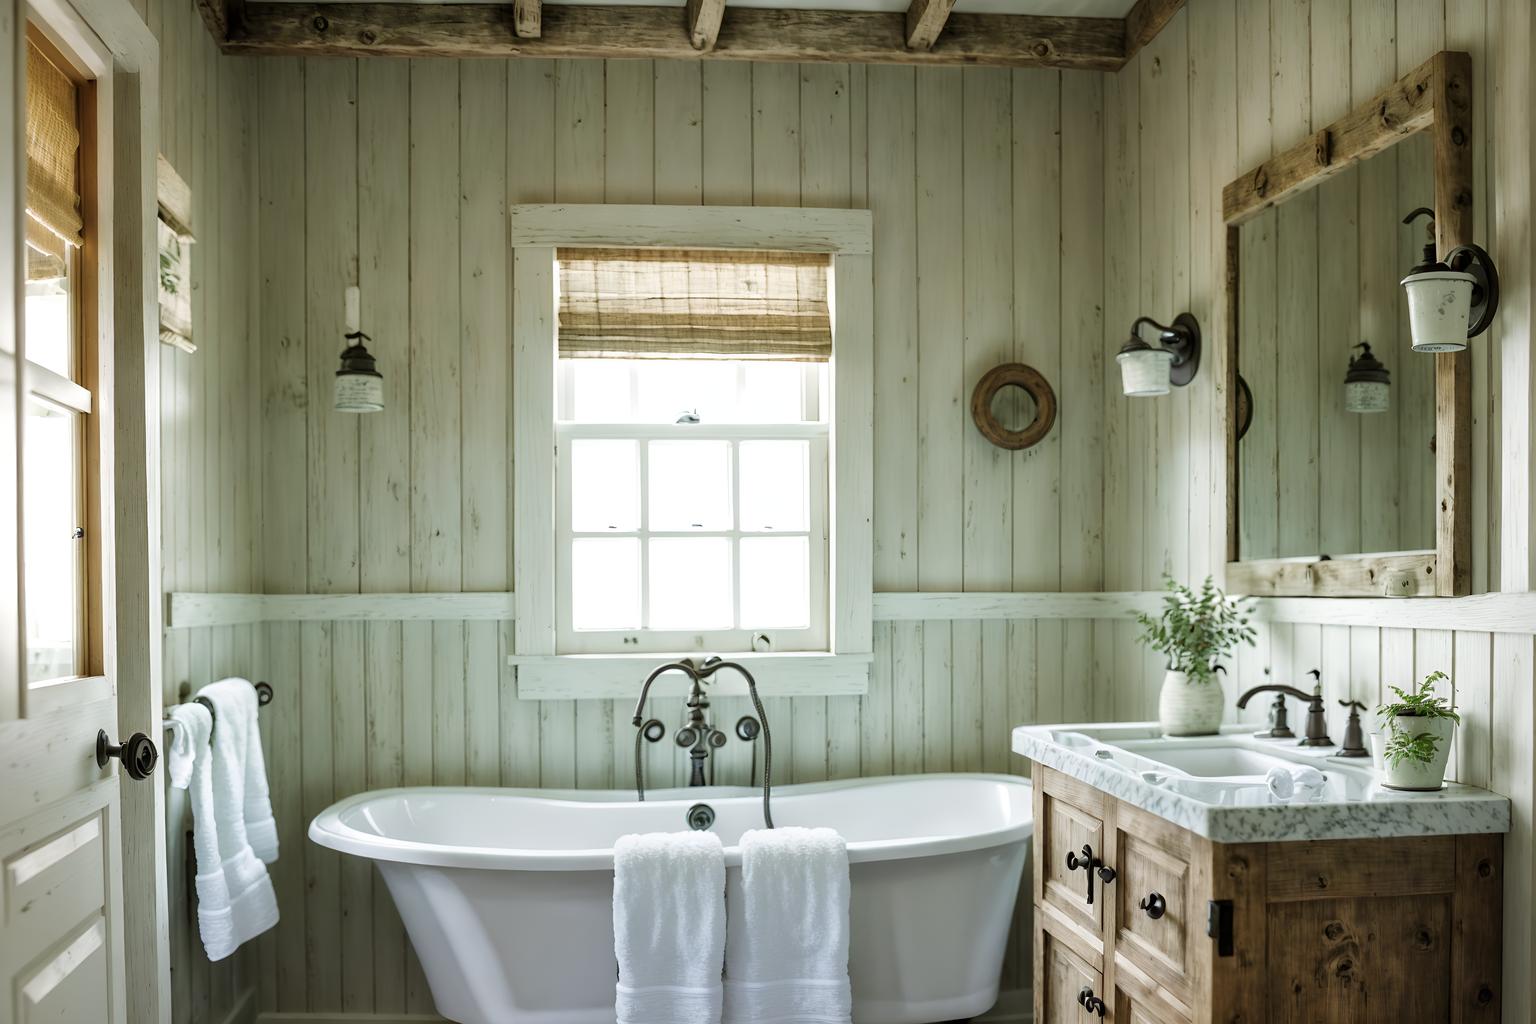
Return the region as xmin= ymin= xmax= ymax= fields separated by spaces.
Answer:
xmin=96 ymin=730 xmax=158 ymax=780
xmin=1077 ymin=986 xmax=1107 ymax=1017
xmin=1140 ymin=891 xmax=1167 ymax=919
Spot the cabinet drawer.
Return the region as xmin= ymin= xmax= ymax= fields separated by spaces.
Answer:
xmin=1035 ymin=767 xmax=1110 ymax=945
xmin=1111 ymin=802 xmax=1195 ymax=1004
xmin=1037 ymin=924 xmax=1106 ymax=1024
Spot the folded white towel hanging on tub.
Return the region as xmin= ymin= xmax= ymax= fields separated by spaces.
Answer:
xmin=724 ymin=826 xmax=852 ymax=1024
xmin=614 ymin=830 xmax=727 ymax=1024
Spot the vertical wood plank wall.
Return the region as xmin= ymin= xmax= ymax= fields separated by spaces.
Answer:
xmin=137 ymin=0 xmax=265 ymax=1021
xmin=1105 ymin=2 xmax=1535 ymax=1017
xmin=250 ymin=58 xmax=1106 ymax=1016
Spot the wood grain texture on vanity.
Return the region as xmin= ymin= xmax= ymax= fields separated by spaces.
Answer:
xmin=1029 ymin=763 xmax=1503 ymax=1024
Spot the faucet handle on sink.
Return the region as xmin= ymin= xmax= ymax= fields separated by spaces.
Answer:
xmin=1336 ymin=699 xmax=1371 ymax=758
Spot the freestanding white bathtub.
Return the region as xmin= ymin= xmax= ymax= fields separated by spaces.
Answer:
xmin=310 ymin=773 xmax=1033 ymax=1024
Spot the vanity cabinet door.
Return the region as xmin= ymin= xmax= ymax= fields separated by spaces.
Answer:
xmin=1109 ymin=802 xmax=1195 ymax=1007
xmin=1036 ymin=767 xmax=1111 ymax=946
xmin=1113 ymin=985 xmax=1189 ymax=1024
xmin=1036 ymin=926 xmax=1103 ymax=1024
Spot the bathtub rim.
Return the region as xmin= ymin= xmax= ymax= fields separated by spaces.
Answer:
xmin=308 ymin=772 xmax=1033 ymax=872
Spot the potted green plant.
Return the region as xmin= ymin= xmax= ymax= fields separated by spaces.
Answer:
xmin=1376 ymin=671 xmax=1459 ymax=790
xmin=1135 ymin=575 xmax=1256 ymax=736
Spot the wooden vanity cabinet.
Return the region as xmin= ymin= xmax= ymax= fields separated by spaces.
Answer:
xmin=1029 ymin=763 xmax=1504 ymax=1024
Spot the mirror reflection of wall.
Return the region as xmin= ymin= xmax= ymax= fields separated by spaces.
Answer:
xmin=1237 ymin=131 xmax=1436 ymax=562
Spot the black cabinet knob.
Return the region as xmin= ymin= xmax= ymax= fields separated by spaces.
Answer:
xmin=1140 ymin=891 xmax=1167 ymax=919
xmin=1097 ymin=865 xmax=1117 ymax=886
xmin=96 ymin=730 xmax=158 ymax=780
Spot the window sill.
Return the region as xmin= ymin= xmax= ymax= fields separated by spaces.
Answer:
xmin=507 ymin=651 xmax=871 ymax=700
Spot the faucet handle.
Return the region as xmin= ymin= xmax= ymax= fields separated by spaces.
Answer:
xmin=1307 ymin=668 xmax=1323 ymax=693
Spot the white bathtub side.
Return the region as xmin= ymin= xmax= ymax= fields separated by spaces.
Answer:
xmin=381 ymin=838 xmax=1031 ymax=1024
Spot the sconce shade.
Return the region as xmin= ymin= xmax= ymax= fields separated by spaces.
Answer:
xmin=1401 ymin=269 xmax=1475 ymax=353
xmin=334 ymin=333 xmax=384 ymax=413
xmin=1344 ymin=342 xmax=1390 ymax=414
xmin=1117 ymin=342 xmax=1173 ymax=397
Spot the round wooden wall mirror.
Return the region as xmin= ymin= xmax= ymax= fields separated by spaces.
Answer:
xmin=970 ymin=363 xmax=1057 ymax=451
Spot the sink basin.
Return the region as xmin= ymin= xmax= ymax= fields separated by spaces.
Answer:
xmin=1116 ymin=742 xmax=1304 ymax=779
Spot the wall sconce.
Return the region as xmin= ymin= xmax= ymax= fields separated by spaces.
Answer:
xmin=1400 ymin=208 xmax=1500 ymax=353
xmin=334 ymin=285 xmax=383 ymax=413
xmin=1116 ymin=314 xmax=1200 ymax=397
xmin=1344 ymin=342 xmax=1390 ymax=414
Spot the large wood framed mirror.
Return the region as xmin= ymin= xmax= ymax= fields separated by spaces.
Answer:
xmin=1223 ymin=51 xmax=1473 ymax=598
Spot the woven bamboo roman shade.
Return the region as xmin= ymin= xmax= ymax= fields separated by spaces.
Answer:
xmin=25 ymin=39 xmax=82 ymax=281
xmin=557 ymin=247 xmax=833 ymax=361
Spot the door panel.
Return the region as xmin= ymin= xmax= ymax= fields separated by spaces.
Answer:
xmin=0 ymin=702 xmax=126 ymax=1024
xmin=17 ymin=918 xmax=110 ymax=1022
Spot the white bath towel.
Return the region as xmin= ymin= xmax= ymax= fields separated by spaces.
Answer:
xmin=614 ymin=831 xmax=727 ymax=1024
xmin=724 ymin=827 xmax=852 ymax=1024
xmin=200 ymin=678 xmax=279 ymax=863
xmin=195 ymin=678 xmax=281 ymax=960
xmin=165 ymin=701 xmax=210 ymax=792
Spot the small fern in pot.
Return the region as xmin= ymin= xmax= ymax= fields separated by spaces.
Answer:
xmin=1136 ymin=575 xmax=1256 ymax=736
xmin=1376 ymin=671 xmax=1459 ymax=791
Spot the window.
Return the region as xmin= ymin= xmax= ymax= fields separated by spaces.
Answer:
xmin=22 ymin=33 xmax=93 ymax=685
xmin=554 ymin=248 xmax=831 ymax=655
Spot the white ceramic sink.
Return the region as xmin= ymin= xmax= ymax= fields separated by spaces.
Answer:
xmin=1121 ymin=743 xmax=1307 ymax=778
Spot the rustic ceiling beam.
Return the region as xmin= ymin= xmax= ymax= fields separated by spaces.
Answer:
xmin=1122 ymin=0 xmax=1184 ymax=61
xmin=512 ymin=0 xmax=540 ymax=38
xmin=194 ymin=0 xmax=244 ymax=41
xmin=222 ymin=4 xmax=1127 ymax=69
xmin=685 ymin=0 xmax=726 ymax=51
xmin=903 ymin=0 xmax=954 ymax=51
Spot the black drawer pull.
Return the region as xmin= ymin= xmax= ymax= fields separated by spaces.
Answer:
xmin=1065 ymin=844 xmax=1116 ymax=905
xmin=1077 ymin=986 xmax=1107 ymax=1017
xmin=1140 ymin=891 xmax=1167 ymax=919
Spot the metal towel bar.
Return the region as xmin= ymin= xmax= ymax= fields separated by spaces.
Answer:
xmin=162 ymin=680 xmax=273 ymax=735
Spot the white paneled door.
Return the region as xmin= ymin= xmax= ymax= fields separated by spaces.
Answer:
xmin=0 ymin=0 xmax=163 ymax=1014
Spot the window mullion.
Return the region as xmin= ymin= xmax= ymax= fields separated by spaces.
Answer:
xmin=638 ymin=437 xmax=650 ymax=632
xmin=731 ymin=439 xmax=742 ymax=632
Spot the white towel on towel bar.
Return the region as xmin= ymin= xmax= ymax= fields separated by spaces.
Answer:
xmin=613 ymin=830 xmax=727 ymax=1024
xmin=194 ymin=678 xmax=280 ymax=960
xmin=724 ymin=827 xmax=852 ymax=1024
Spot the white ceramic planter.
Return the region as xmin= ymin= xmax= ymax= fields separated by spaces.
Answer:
xmin=1380 ymin=714 xmax=1456 ymax=791
xmin=1402 ymin=269 xmax=1475 ymax=352
xmin=1157 ymin=670 xmax=1225 ymax=736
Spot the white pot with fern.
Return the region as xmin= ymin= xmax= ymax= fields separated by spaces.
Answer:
xmin=1136 ymin=576 xmax=1256 ymax=737
xmin=1377 ymin=671 xmax=1459 ymax=791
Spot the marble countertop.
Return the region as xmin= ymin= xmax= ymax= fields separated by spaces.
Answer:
xmin=1013 ymin=722 xmax=1511 ymax=843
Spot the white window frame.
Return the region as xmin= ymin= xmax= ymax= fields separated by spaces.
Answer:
xmin=509 ymin=204 xmax=873 ymax=697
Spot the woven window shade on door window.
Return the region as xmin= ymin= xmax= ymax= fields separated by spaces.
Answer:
xmin=557 ymin=248 xmax=833 ymax=362
xmin=24 ymin=39 xmax=82 ymax=281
